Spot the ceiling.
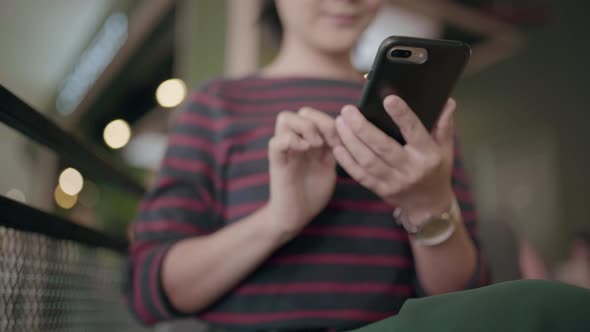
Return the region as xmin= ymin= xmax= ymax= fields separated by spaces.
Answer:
xmin=0 ymin=0 xmax=116 ymax=112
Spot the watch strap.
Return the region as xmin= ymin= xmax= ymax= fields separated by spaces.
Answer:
xmin=394 ymin=198 xmax=459 ymax=246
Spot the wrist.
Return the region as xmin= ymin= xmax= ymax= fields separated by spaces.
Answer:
xmin=395 ymin=194 xmax=459 ymax=246
xmin=400 ymin=188 xmax=454 ymax=228
xmin=256 ymin=203 xmax=306 ymax=245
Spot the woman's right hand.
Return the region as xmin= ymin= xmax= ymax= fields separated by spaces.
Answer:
xmin=266 ymin=107 xmax=340 ymax=241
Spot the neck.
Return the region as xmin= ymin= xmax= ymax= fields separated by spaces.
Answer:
xmin=261 ymin=35 xmax=362 ymax=81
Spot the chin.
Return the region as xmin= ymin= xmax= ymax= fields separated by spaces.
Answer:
xmin=313 ymin=33 xmax=363 ymax=55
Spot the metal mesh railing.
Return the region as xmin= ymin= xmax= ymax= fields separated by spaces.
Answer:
xmin=0 ymin=85 xmax=151 ymax=331
xmin=0 ymin=226 xmax=147 ymax=332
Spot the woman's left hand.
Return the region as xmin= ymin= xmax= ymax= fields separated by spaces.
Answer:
xmin=333 ymin=95 xmax=457 ymax=223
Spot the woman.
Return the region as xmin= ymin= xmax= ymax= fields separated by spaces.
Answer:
xmin=126 ymin=0 xmax=488 ymax=331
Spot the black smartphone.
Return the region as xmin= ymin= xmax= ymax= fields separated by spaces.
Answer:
xmin=359 ymin=36 xmax=471 ymax=144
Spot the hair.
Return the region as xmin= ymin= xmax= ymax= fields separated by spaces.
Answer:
xmin=259 ymin=0 xmax=282 ymax=46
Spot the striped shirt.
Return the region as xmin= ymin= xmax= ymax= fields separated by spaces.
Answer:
xmin=125 ymin=77 xmax=489 ymax=331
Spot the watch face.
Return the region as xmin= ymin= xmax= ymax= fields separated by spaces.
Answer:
xmin=415 ymin=216 xmax=452 ymax=240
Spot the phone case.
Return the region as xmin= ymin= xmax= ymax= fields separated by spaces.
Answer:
xmin=359 ymin=36 xmax=471 ymax=144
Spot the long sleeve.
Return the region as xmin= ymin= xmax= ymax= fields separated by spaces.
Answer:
xmin=124 ymin=83 xmax=223 ymax=324
xmin=451 ymin=144 xmax=490 ymax=289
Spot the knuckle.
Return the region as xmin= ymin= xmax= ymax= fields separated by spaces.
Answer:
xmin=300 ymin=119 xmax=314 ymax=132
xmin=358 ymin=175 xmax=375 ymax=189
xmin=358 ymin=155 xmax=377 ymax=169
xmin=268 ymin=137 xmax=280 ymax=151
xmin=422 ymin=153 xmax=441 ymax=172
xmin=402 ymin=172 xmax=418 ymax=187
xmin=396 ymin=107 xmax=408 ymax=118
xmin=430 ymin=153 xmax=443 ymax=169
xmin=375 ymin=143 xmax=392 ymax=157
xmin=415 ymin=164 xmax=428 ymax=179
xmin=321 ymin=118 xmax=336 ymax=134
xmin=398 ymin=181 xmax=411 ymax=194
xmin=405 ymin=118 xmax=417 ymax=133
xmin=354 ymin=171 xmax=378 ymax=190
xmin=349 ymin=117 xmax=364 ymax=133
xmin=351 ymin=168 xmax=366 ymax=181
xmin=283 ymin=133 xmax=296 ymax=146
xmin=331 ymin=132 xmax=341 ymax=141
xmin=276 ymin=111 xmax=291 ymax=125
xmin=319 ymin=119 xmax=335 ymax=135
xmin=298 ymin=107 xmax=313 ymax=116
xmin=375 ymin=181 xmax=391 ymax=197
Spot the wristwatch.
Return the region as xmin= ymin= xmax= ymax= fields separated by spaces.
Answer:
xmin=394 ymin=198 xmax=459 ymax=246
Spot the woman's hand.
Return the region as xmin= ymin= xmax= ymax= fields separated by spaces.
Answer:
xmin=333 ymin=95 xmax=457 ymax=225
xmin=267 ymin=107 xmax=340 ymax=240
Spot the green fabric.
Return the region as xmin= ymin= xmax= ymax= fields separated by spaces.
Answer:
xmin=350 ymin=280 xmax=590 ymax=332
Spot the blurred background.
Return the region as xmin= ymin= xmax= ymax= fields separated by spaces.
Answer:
xmin=1 ymin=0 xmax=588 ymax=331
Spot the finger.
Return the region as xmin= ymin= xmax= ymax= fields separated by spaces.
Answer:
xmin=432 ymin=98 xmax=456 ymax=151
xmin=333 ymin=145 xmax=384 ymax=193
xmin=275 ymin=111 xmax=324 ymax=147
xmin=268 ymin=133 xmax=310 ymax=164
xmin=383 ymin=95 xmax=433 ymax=149
xmin=298 ymin=107 xmax=341 ymax=147
xmin=335 ymin=115 xmax=391 ymax=178
xmin=340 ymin=105 xmax=407 ymax=167
xmin=309 ymin=146 xmax=336 ymax=166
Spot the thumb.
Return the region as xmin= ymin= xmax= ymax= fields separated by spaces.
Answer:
xmin=433 ymin=98 xmax=456 ymax=151
xmin=268 ymin=133 xmax=309 ymax=166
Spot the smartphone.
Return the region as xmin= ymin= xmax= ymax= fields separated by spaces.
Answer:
xmin=359 ymin=36 xmax=471 ymax=144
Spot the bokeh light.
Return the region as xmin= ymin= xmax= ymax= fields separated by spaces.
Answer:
xmin=54 ymin=185 xmax=78 ymax=209
xmin=5 ymin=189 xmax=26 ymax=203
xmin=103 ymin=119 xmax=131 ymax=149
xmin=156 ymin=78 xmax=187 ymax=108
xmin=59 ymin=167 xmax=84 ymax=196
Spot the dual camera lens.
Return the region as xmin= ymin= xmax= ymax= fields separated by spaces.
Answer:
xmin=390 ymin=49 xmax=413 ymax=58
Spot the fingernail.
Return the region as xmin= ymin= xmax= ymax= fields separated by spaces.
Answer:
xmin=384 ymin=96 xmax=402 ymax=115
xmin=449 ymin=98 xmax=457 ymax=109
xmin=341 ymin=105 xmax=360 ymax=124
xmin=449 ymin=100 xmax=457 ymax=114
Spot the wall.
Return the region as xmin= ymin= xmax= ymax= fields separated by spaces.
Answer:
xmin=454 ymin=0 xmax=590 ymax=264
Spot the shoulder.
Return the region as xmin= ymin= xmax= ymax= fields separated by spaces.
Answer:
xmin=182 ymin=78 xmax=229 ymax=114
xmin=185 ymin=77 xmax=255 ymax=110
xmin=191 ymin=77 xmax=259 ymax=98
xmin=178 ymin=77 xmax=268 ymax=126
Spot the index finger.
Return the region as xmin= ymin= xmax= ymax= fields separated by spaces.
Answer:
xmin=339 ymin=105 xmax=406 ymax=166
xmin=383 ymin=95 xmax=433 ymax=148
xmin=298 ymin=107 xmax=341 ymax=147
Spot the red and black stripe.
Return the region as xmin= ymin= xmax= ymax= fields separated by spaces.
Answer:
xmin=125 ymin=77 xmax=488 ymax=331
